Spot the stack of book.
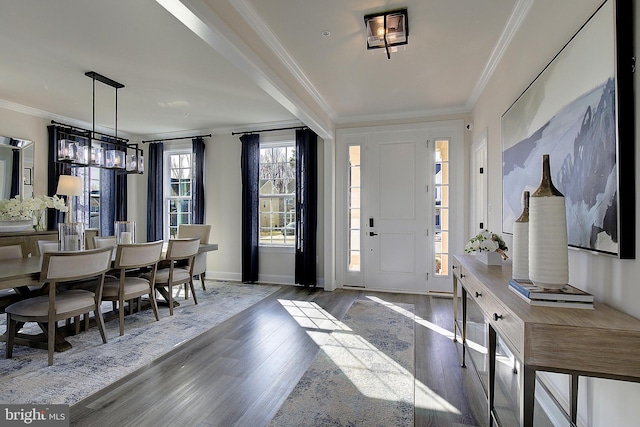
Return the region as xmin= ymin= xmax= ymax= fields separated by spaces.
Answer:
xmin=509 ymin=279 xmax=594 ymax=309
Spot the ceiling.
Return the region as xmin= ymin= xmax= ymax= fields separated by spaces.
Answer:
xmin=0 ymin=0 xmax=524 ymax=140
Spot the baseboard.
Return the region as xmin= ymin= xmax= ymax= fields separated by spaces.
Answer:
xmin=203 ymin=271 xmax=324 ymax=289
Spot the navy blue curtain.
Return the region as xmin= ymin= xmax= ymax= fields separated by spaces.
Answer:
xmin=47 ymin=125 xmax=73 ymax=229
xmin=9 ymin=139 xmax=20 ymax=198
xmin=100 ymin=138 xmax=128 ymax=236
xmin=147 ymin=142 xmax=164 ymax=242
xmin=240 ymin=134 xmax=260 ymax=283
xmin=295 ymin=129 xmax=318 ymax=287
xmin=192 ymin=137 xmax=205 ymax=224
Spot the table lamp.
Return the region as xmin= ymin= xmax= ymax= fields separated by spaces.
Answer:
xmin=56 ymin=175 xmax=83 ymax=223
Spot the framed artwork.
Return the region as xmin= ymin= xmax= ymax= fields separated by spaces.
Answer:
xmin=501 ymin=0 xmax=634 ymax=258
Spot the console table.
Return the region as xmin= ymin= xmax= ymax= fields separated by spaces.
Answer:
xmin=452 ymin=253 xmax=640 ymax=426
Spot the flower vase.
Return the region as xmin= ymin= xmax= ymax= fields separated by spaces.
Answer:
xmin=476 ymin=251 xmax=502 ymax=265
xmin=512 ymin=191 xmax=530 ymax=280
xmin=33 ymin=209 xmax=46 ymax=231
xmin=529 ymin=154 xmax=568 ymax=289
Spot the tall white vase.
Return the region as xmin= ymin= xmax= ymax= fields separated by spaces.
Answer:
xmin=512 ymin=191 xmax=529 ymax=280
xmin=529 ymin=154 xmax=568 ymax=289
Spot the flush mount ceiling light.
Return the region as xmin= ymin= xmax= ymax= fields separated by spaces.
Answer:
xmin=364 ymin=8 xmax=408 ymax=59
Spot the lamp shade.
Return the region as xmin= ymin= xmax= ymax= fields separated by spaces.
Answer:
xmin=56 ymin=175 xmax=83 ymax=196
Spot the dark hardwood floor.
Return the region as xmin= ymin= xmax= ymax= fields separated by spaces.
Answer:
xmin=70 ymin=285 xmax=487 ymax=427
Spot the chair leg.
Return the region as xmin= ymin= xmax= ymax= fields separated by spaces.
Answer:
xmin=74 ymin=315 xmax=81 ymax=334
xmin=149 ymin=287 xmax=160 ymax=321
xmin=119 ymin=296 xmax=125 ymax=336
xmin=184 ymin=283 xmax=189 ymax=300
xmin=47 ymin=321 xmax=55 ymax=366
xmin=189 ymin=279 xmax=198 ymax=305
xmin=95 ymin=305 xmax=108 ymax=344
xmin=6 ymin=316 xmax=16 ymax=359
xmin=84 ymin=313 xmax=90 ymax=331
xmin=200 ymin=273 xmax=206 ymax=291
xmin=168 ymin=284 xmax=174 ymax=316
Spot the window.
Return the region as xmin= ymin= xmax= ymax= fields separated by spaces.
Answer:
xmin=434 ymin=139 xmax=449 ymax=276
xmin=348 ymin=145 xmax=361 ymax=271
xmin=165 ymin=151 xmax=193 ymax=239
xmin=259 ymin=143 xmax=296 ymax=246
xmin=74 ymin=166 xmax=101 ymax=230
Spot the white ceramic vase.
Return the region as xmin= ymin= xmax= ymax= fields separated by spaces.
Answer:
xmin=529 ymin=155 xmax=568 ymax=289
xmin=512 ymin=191 xmax=530 ymax=280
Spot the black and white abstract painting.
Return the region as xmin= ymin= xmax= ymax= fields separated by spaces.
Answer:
xmin=502 ymin=0 xmax=633 ymax=257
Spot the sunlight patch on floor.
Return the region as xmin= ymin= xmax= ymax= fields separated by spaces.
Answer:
xmin=278 ymin=298 xmax=462 ymax=414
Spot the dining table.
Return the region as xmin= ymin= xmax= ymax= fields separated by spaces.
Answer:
xmin=0 ymin=242 xmax=219 ymax=352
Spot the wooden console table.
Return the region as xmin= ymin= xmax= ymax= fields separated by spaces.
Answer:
xmin=452 ymin=253 xmax=640 ymax=426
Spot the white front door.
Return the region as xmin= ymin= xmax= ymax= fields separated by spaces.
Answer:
xmin=363 ymin=131 xmax=429 ymax=292
xmin=336 ymin=121 xmax=463 ymax=294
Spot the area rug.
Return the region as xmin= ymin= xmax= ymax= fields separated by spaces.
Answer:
xmin=269 ymin=298 xmax=415 ymax=427
xmin=0 ymin=281 xmax=280 ymax=405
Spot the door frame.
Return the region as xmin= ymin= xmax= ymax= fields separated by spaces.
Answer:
xmin=335 ymin=120 xmax=464 ymax=293
xmin=470 ymin=128 xmax=488 ymax=237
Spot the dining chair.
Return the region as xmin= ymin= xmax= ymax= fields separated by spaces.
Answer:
xmin=146 ymin=237 xmax=200 ymax=316
xmin=94 ymin=236 xmax=117 ymax=249
xmin=177 ymin=224 xmax=211 ymax=291
xmin=0 ymin=243 xmax=29 ymax=311
xmin=85 ymin=228 xmax=99 ymax=249
xmin=102 ymin=241 xmax=163 ymax=335
xmin=5 ymin=246 xmax=113 ymax=366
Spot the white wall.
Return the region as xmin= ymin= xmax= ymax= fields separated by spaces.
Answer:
xmin=471 ymin=0 xmax=640 ymax=425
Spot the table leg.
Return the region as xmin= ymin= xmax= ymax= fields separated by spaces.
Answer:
xmin=461 ymin=287 xmax=468 ymax=368
xmin=488 ymin=324 xmax=497 ymax=426
xmin=453 ymin=275 xmax=458 ymax=342
xmin=570 ymin=374 xmax=579 ymax=425
xmin=522 ymin=365 xmax=536 ymax=427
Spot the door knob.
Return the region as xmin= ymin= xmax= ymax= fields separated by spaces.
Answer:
xmin=369 ymin=232 xmax=378 ymax=236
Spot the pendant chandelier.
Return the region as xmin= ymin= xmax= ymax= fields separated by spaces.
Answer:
xmin=55 ymin=71 xmax=143 ymax=174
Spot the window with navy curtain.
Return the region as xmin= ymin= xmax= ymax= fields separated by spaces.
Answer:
xmin=240 ymin=134 xmax=260 ymax=283
xmin=192 ymin=137 xmax=205 ymax=224
xmin=295 ymin=128 xmax=318 ymax=286
xmin=147 ymin=142 xmax=164 ymax=242
xmin=47 ymin=125 xmax=73 ymax=229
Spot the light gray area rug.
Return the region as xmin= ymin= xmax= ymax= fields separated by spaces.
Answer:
xmin=269 ymin=298 xmax=415 ymax=427
xmin=0 ymin=281 xmax=280 ymax=405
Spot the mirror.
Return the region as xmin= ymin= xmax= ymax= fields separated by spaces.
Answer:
xmin=0 ymin=136 xmax=34 ymax=200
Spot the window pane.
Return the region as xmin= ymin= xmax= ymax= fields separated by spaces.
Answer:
xmin=348 ymin=145 xmax=361 ymax=271
xmin=259 ymin=143 xmax=296 ymax=246
xmin=434 ymin=139 xmax=449 ymax=276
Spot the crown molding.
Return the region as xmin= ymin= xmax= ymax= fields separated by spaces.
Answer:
xmin=466 ymin=0 xmax=535 ymax=110
xmin=230 ymin=0 xmax=336 ymax=122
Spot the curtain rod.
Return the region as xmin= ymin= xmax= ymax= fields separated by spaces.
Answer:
xmin=231 ymin=125 xmax=307 ymax=136
xmin=51 ymin=120 xmax=130 ymax=143
xmin=141 ymin=134 xmax=212 ymax=144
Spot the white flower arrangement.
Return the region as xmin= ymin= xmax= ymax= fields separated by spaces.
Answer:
xmin=465 ymin=229 xmax=509 ymax=259
xmin=0 ymin=195 xmax=68 ymax=220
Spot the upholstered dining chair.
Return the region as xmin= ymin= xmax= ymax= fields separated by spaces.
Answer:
xmin=0 ymin=243 xmax=27 ymax=260
xmin=94 ymin=236 xmax=117 ymax=249
xmin=0 ymin=243 xmax=29 ymax=311
xmin=102 ymin=241 xmax=163 ymax=336
xmin=146 ymin=237 xmax=200 ymax=316
xmin=177 ymin=224 xmax=211 ymax=291
xmin=5 ymin=246 xmax=113 ymax=366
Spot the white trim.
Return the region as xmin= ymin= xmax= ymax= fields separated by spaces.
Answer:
xmin=230 ymin=0 xmax=337 ymax=122
xmin=154 ymin=0 xmax=334 ymax=140
xmin=466 ymin=0 xmax=535 ymax=110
